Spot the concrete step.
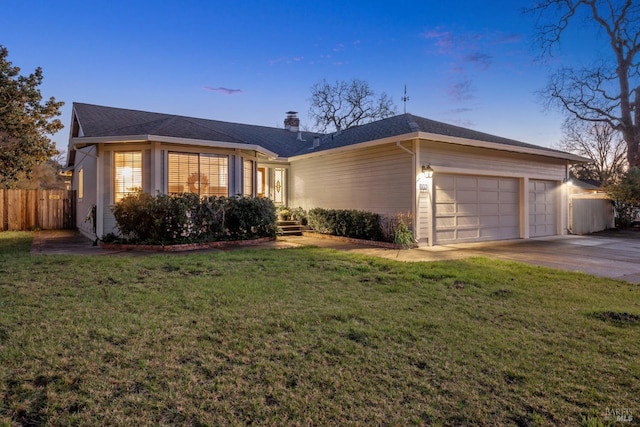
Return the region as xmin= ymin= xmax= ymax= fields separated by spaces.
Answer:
xmin=277 ymin=220 xmax=308 ymax=236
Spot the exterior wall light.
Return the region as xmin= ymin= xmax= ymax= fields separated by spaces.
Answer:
xmin=421 ymin=164 xmax=434 ymax=178
xmin=563 ymin=178 xmax=573 ymax=185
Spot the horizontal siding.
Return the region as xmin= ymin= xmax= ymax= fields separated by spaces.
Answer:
xmin=421 ymin=141 xmax=566 ymax=180
xmin=102 ymin=151 xmax=118 ymax=236
xmin=74 ymin=146 xmax=98 ymax=238
xmin=290 ymin=143 xmax=413 ymax=215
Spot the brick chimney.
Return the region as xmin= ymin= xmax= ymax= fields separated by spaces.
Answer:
xmin=284 ymin=111 xmax=300 ymax=132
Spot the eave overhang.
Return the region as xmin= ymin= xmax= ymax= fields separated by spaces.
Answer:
xmin=70 ymin=134 xmax=279 ymax=160
xmin=288 ymin=131 xmax=591 ymax=163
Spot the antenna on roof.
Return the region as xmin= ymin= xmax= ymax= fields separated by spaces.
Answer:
xmin=402 ymin=84 xmax=410 ymax=114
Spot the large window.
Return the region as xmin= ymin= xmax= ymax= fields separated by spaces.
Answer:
xmin=243 ymin=159 xmax=254 ymax=196
xmin=77 ymin=168 xmax=84 ymax=199
xmin=168 ymin=152 xmax=228 ymax=197
xmin=114 ymin=151 xmax=142 ymax=202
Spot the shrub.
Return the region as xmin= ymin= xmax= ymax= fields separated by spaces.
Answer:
xmin=605 ymin=167 xmax=640 ymax=228
xmin=307 ymin=208 xmax=384 ymax=241
xmin=109 ymin=192 xmax=276 ymax=244
xmin=380 ymin=212 xmax=416 ymax=248
xmin=308 ymin=208 xmax=416 ymax=246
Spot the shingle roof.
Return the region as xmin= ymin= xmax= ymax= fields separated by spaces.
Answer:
xmin=72 ymin=103 xmax=575 ymax=160
xmin=291 ymin=113 xmax=571 ymax=157
xmin=73 ymin=103 xmax=317 ymax=157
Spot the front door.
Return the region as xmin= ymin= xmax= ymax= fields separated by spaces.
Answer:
xmin=274 ymin=167 xmax=286 ymax=206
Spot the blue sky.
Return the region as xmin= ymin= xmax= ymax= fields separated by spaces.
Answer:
xmin=2 ymin=0 xmax=598 ymax=154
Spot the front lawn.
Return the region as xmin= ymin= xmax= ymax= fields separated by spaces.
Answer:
xmin=0 ymin=231 xmax=638 ymax=426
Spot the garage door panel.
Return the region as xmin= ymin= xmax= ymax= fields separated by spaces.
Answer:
xmin=438 ymin=216 xmax=456 ymax=227
xmin=435 ymin=174 xmax=520 ymax=244
xmin=438 ymin=175 xmax=455 ymax=188
xmin=458 ymin=203 xmax=478 ymax=214
xmin=479 ymin=191 xmax=499 ymax=202
xmin=458 ymin=190 xmax=478 ymax=201
xmin=436 ymin=202 xmax=456 ymax=214
xmin=457 ymin=177 xmax=478 ymax=188
xmin=499 ymin=192 xmax=518 ymax=203
xmin=458 ymin=216 xmax=479 ymax=226
xmin=499 ymin=179 xmax=519 ymax=191
xmin=500 ymin=215 xmax=519 ymax=227
xmin=529 ymin=180 xmax=557 ymax=237
xmin=479 ymin=203 xmax=499 ymax=215
xmin=481 ymin=215 xmax=500 ymax=227
xmin=478 ymin=178 xmax=499 ymax=190
xmin=435 ymin=230 xmax=456 ymax=242
xmin=438 ymin=189 xmax=456 ymax=201
xmin=457 ymin=229 xmax=480 ymax=239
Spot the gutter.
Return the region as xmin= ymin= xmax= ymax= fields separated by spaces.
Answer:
xmin=288 ymin=131 xmax=590 ymax=163
xmin=71 ymin=134 xmax=280 ymax=160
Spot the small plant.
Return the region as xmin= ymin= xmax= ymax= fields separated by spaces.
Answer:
xmin=277 ymin=206 xmax=291 ymax=220
xmin=290 ymin=207 xmax=307 ymax=225
xmin=380 ymin=212 xmax=415 ymax=247
xmin=393 ymin=220 xmax=415 ymax=249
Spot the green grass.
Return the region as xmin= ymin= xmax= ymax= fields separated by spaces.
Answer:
xmin=0 ymin=231 xmax=638 ymax=426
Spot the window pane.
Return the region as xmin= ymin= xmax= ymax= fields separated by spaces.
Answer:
xmin=168 ymin=152 xmax=228 ymax=197
xmin=200 ymin=154 xmax=228 ymax=197
xmin=243 ymin=160 xmax=253 ymax=196
xmin=168 ymin=152 xmax=198 ymax=194
xmin=78 ymin=168 xmax=84 ymax=199
xmin=114 ymin=151 xmax=142 ymax=202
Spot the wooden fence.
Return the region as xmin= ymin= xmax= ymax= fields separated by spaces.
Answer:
xmin=0 ymin=189 xmax=76 ymax=231
xmin=569 ymin=193 xmax=615 ymax=235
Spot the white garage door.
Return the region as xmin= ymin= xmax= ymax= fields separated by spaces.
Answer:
xmin=435 ymin=174 xmax=520 ymax=244
xmin=529 ymin=180 xmax=558 ymax=237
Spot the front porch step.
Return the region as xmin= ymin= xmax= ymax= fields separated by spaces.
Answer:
xmin=277 ymin=220 xmax=308 ymax=236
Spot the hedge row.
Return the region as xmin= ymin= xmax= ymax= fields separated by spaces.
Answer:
xmin=107 ymin=192 xmax=277 ymax=244
xmin=307 ymin=208 xmax=384 ymax=241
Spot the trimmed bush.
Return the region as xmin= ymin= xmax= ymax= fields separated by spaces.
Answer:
xmin=308 ymin=208 xmax=415 ymax=245
xmin=308 ymin=208 xmax=384 ymax=241
xmin=109 ymin=192 xmax=276 ymax=244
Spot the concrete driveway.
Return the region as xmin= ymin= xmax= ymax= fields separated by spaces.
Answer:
xmin=31 ymin=229 xmax=640 ymax=283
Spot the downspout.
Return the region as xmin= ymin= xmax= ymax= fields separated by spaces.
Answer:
xmin=396 ymin=141 xmax=418 ymax=244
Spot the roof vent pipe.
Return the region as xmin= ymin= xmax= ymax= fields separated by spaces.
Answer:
xmin=313 ymin=136 xmax=320 ymax=148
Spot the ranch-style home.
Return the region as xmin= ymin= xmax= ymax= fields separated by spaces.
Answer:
xmin=66 ymin=103 xmax=587 ymax=246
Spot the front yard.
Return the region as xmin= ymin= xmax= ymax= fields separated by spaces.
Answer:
xmin=0 ymin=231 xmax=638 ymax=426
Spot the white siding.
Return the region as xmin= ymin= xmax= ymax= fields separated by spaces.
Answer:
xmin=289 ymin=143 xmax=413 ymax=215
xmin=74 ymin=146 xmax=98 ymax=239
xmin=421 ymin=141 xmax=567 ymax=180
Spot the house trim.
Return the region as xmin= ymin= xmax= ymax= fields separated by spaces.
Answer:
xmin=71 ymin=135 xmax=279 ymax=160
xmin=289 ymin=132 xmax=589 ymax=163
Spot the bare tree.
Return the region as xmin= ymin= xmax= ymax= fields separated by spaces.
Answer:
xmin=309 ymin=79 xmax=396 ymax=133
xmin=558 ymin=117 xmax=627 ymax=183
xmin=530 ymin=0 xmax=640 ymax=167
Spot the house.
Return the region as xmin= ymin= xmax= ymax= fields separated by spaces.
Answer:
xmin=66 ymin=103 xmax=588 ymax=246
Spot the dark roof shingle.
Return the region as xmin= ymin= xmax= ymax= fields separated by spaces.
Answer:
xmin=72 ymin=103 xmax=572 ymax=159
